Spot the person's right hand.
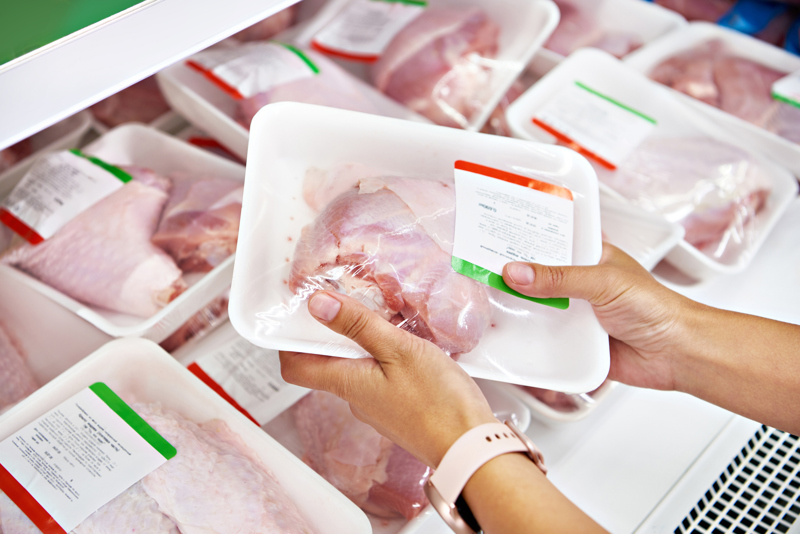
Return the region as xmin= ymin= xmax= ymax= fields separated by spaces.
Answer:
xmin=502 ymin=243 xmax=698 ymax=391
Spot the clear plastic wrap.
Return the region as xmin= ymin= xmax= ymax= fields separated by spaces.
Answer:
xmin=545 ymin=0 xmax=643 ymax=59
xmin=89 ymin=76 xmax=172 ymax=129
xmin=160 ymin=290 xmax=230 ymax=353
xmin=289 ymin=391 xmax=430 ymax=521
xmin=517 ymin=379 xmax=615 ymax=422
xmin=596 ymin=136 xmax=772 ymax=263
xmin=0 ymin=321 xmax=37 ymax=412
xmin=649 ymin=39 xmax=800 ymax=144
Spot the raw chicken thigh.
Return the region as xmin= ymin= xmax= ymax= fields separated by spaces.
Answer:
xmin=293 ymin=391 xmax=430 ymax=520
xmin=237 ymin=50 xmax=381 ymax=128
xmin=90 ymin=77 xmax=171 ymax=128
xmin=151 ymin=172 xmax=243 ymax=272
xmin=2 ymin=167 xmax=186 ymax=318
xmin=649 ymin=40 xmax=799 ymax=144
xmin=0 ymin=323 xmax=37 ymax=411
xmin=598 ymin=137 xmax=772 ymax=259
xmin=0 ymin=404 xmax=314 ymax=534
xmin=371 ymin=7 xmax=500 ymax=128
xmin=232 ymin=5 xmax=298 ymax=42
xmin=545 ymin=0 xmax=642 ymax=58
xmin=290 ymin=174 xmax=491 ymax=355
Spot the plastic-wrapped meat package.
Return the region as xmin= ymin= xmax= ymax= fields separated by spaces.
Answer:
xmin=597 ymin=137 xmax=772 ymax=261
xmin=649 ymin=40 xmax=800 ymax=144
xmin=293 ymin=391 xmax=430 ymax=520
xmin=0 ymin=138 xmax=33 ymax=174
xmin=1 ymin=167 xmax=187 ymax=318
xmin=544 ymin=0 xmax=642 ymax=59
xmin=0 ymin=322 xmax=37 ymax=412
xmin=89 ymin=77 xmax=171 ymax=128
xmin=160 ymin=290 xmax=230 ymax=352
xmin=151 ymin=172 xmax=243 ymax=272
xmin=290 ymin=170 xmax=492 ymax=355
xmin=0 ymin=403 xmax=314 ymax=534
xmin=234 ymin=50 xmax=386 ymax=129
xmin=654 ymin=0 xmax=736 ymax=22
xmin=519 ymin=379 xmax=610 ymax=414
xmin=481 ymin=79 xmax=526 ymax=137
xmin=232 ymin=4 xmax=298 ymax=41
xmin=370 ymin=7 xmax=501 ymax=128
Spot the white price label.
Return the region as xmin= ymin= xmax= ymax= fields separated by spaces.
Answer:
xmin=533 ymin=82 xmax=657 ymax=170
xmin=451 ymin=161 xmax=574 ymax=308
xmin=772 ymin=70 xmax=800 ymax=109
xmin=187 ymin=42 xmax=319 ymax=99
xmin=0 ymin=384 xmax=174 ymax=533
xmin=311 ymin=0 xmax=426 ymax=60
xmin=0 ymin=151 xmax=129 ymax=244
xmin=189 ymin=338 xmax=307 ymax=426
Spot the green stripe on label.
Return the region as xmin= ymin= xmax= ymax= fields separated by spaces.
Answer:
xmin=277 ymin=43 xmax=320 ymax=74
xmin=451 ymin=257 xmax=569 ymax=310
xmin=574 ymin=81 xmax=657 ymax=125
xmin=89 ymin=383 xmax=176 ymax=460
xmin=373 ymin=0 xmax=428 ymax=5
xmin=69 ymin=150 xmax=132 ymax=183
xmin=772 ymin=92 xmax=800 ymax=110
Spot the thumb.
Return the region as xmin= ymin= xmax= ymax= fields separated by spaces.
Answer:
xmin=502 ymin=244 xmax=635 ymax=305
xmin=307 ymin=290 xmax=419 ymax=364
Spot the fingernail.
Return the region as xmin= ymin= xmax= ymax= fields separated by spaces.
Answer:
xmin=507 ymin=263 xmax=534 ymax=285
xmin=309 ymin=293 xmax=341 ymax=322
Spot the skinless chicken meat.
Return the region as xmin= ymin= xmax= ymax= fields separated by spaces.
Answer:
xmin=290 ymin=174 xmax=491 ymax=355
xmin=237 ymin=50 xmax=381 ymax=129
xmin=0 ymin=404 xmax=313 ymax=534
xmin=293 ymin=391 xmax=430 ymax=520
xmin=371 ymin=7 xmax=500 ymax=128
xmin=89 ymin=77 xmax=171 ymax=128
xmin=151 ymin=172 xmax=243 ymax=273
xmin=649 ymin=40 xmax=799 ymax=144
xmin=0 ymin=323 xmax=37 ymax=412
xmin=232 ymin=5 xmax=298 ymax=42
xmin=597 ymin=137 xmax=771 ymax=259
xmin=0 ymin=139 xmax=33 ymax=175
xmin=1 ymin=167 xmax=186 ymax=318
xmin=545 ymin=0 xmax=642 ymax=58
xmin=654 ymin=0 xmax=736 ymax=22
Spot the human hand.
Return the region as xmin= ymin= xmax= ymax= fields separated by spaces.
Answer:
xmin=279 ymin=291 xmax=498 ymax=468
xmin=502 ymin=243 xmax=697 ymax=391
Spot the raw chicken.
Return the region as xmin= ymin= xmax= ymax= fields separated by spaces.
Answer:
xmin=654 ymin=0 xmax=735 ymax=22
xmin=90 ymin=77 xmax=171 ymax=128
xmin=236 ymin=50 xmax=381 ymax=128
xmin=598 ymin=137 xmax=771 ymax=259
xmin=0 ymin=404 xmax=313 ymax=534
xmin=160 ymin=290 xmax=230 ymax=352
xmin=481 ymin=79 xmax=526 ymax=137
xmin=0 ymin=323 xmax=37 ymax=412
xmin=650 ymin=40 xmax=799 ymax=144
xmin=0 ymin=139 xmax=33 ymax=175
xmin=545 ymin=1 xmax=642 ymax=58
xmin=138 ymin=403 xmax=313 ymax=534
xmin=293 ymin=391 xmax=430 ymax=520
xmin=290 ymin=175 xmax=491 ymax=354
xmin=232 ymin=5 xmax=298 ymax=41
xmin=151 ymin=172 xmax=243 ymax=272
xmin=371 ymin=7 xmax=500 ymax=128
xmin=1 ymin=167 xmax=186 ymax=318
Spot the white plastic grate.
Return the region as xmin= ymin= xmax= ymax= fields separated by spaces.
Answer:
xmin=675 ymin=425 xmax=799 ymax=534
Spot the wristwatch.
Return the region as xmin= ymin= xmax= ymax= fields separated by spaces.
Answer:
xmin=424 ymin=420 xmax=547 ymax=534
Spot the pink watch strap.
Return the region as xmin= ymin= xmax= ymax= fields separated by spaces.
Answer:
xmin=429 ymin=422 xmax=545 ymax=503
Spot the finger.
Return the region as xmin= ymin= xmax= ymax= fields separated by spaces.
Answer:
xmin=306 ymin=291 xmax=426 ymax=365
xmin=279 ymin=350 xmax=382 ymax=399
xmin=501 ymin=243 xmax=639 ymax=305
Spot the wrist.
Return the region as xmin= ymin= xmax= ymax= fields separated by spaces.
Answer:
xmin=425 ymin=412 xmax=500 ymax=468
xmin=668 ymin=299 xmax=728 ymax=395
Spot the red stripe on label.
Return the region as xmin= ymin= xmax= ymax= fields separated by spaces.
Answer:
xmin=0 ymin=208 xmax=44 ymax=245
xmin=188 ymin=363 xmax=259 ymax=426
xmin=310 ymin=40 xmax=379 ymax=63
xmin=0 ymin=464 xmax=66 ymax=534
xmin=185 ymin=60 xmax=246 ymax=100
xmin=531 ymin=119 xmax=617 ymax=171
xmin=455 ymin=160 xmax=574 ymax=201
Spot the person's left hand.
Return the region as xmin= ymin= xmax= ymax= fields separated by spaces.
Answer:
xmin=279 ymin=291 xmax=498 ymax=468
